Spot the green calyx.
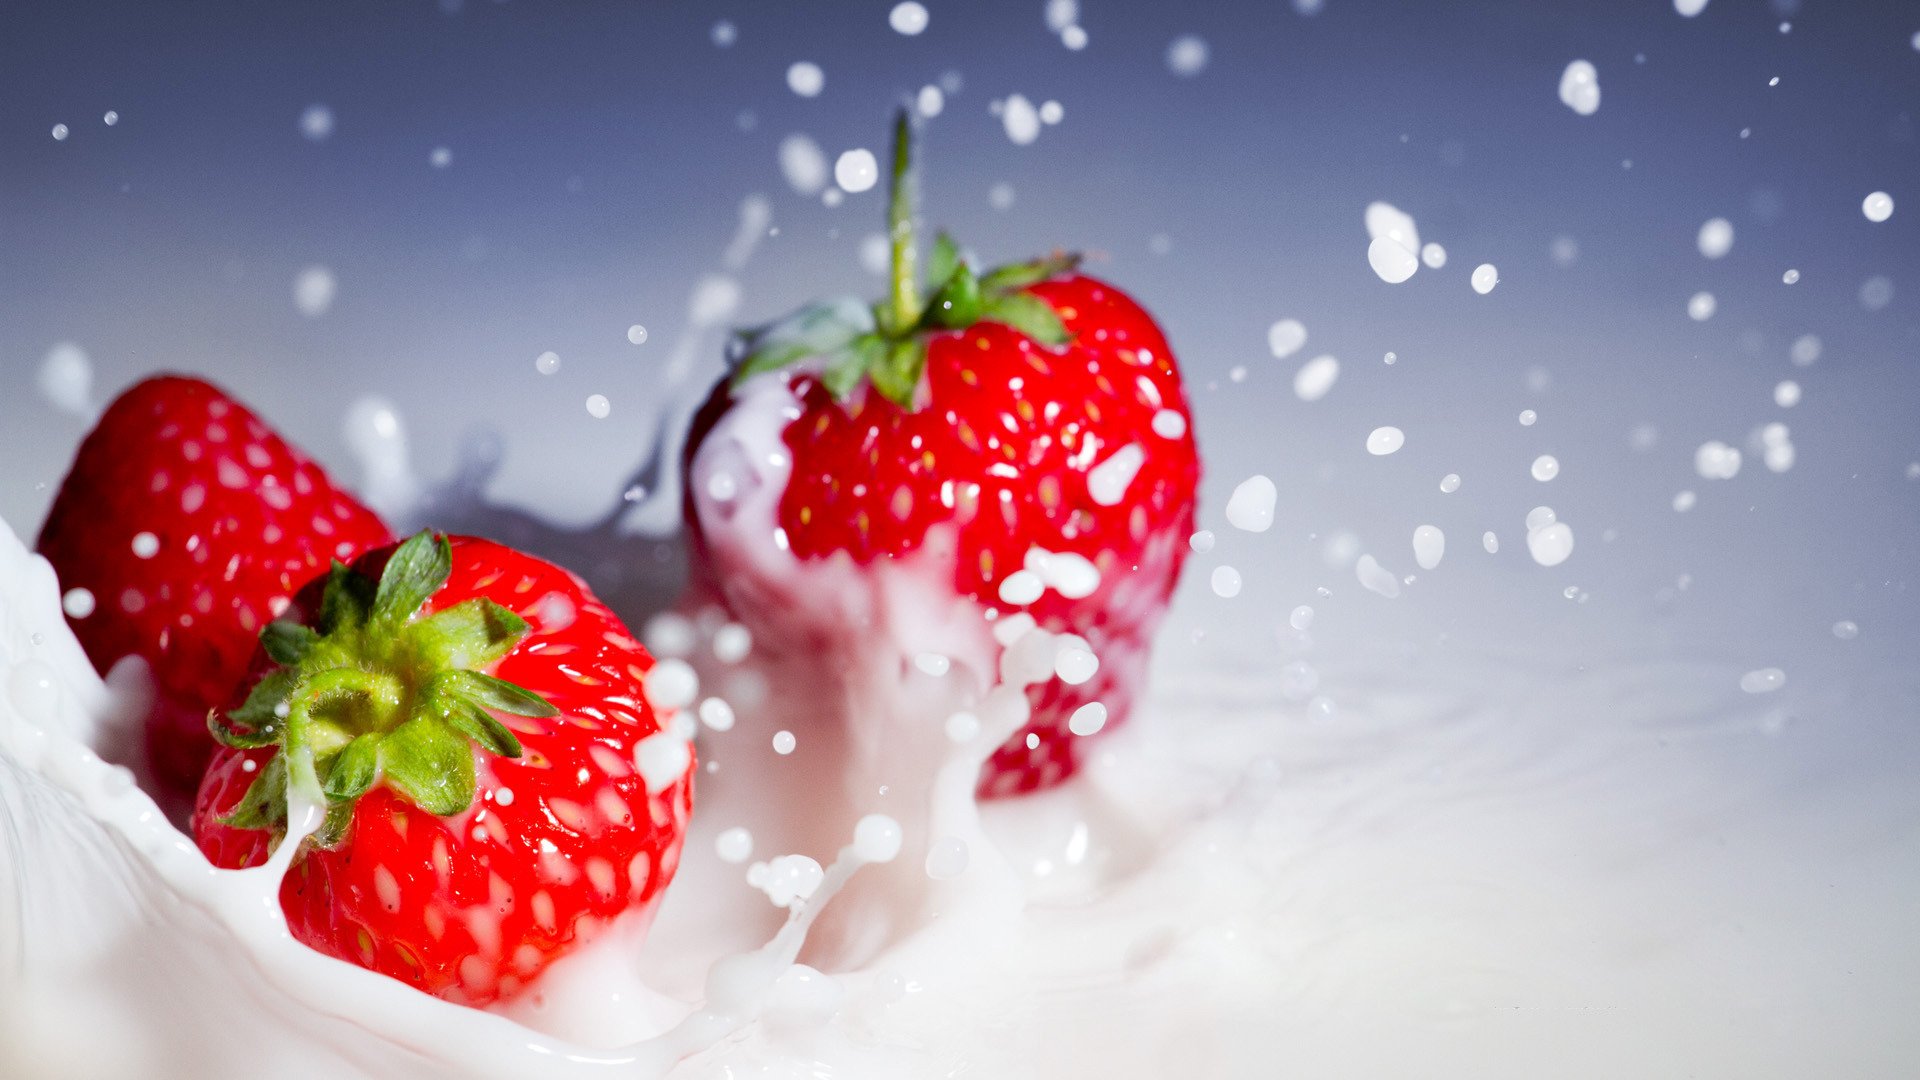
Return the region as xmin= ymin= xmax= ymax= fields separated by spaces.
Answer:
xmin=730 ymin=108 xmax=1081 ymax=410
xmin=212 ymin=530 xmax=556 ymax=848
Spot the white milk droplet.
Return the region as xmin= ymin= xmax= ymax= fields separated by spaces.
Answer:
xmin=1211 ymin=566 xmax=1243 ymax=598
xmin=1482 ymin=531 xmax=1500 ymax=553
xmin=1366 ymin=426 xmax=1405 ymax=455
xmin=1189 ymin=530 xmax=1216 ymax=553
xmin=1151 ymin=409 xmax=1186 ymax=439
xmin=1687 ymin=291 xmax=1717 ymax=321
xmin=1421 ymin=242 xmax=1447 ymax=268
xmin=1862 ymin=191 xmax=1894 ymax=223
xmin=779 ymin=134 xmax=829 ymax=195
xmin=1675 ymin=0 xmax=1709 ymax=16
xmin=1525 ymin=506 xmax=1557 ymax=532
xmin=888 ymin=1 xmax=929 ymax=35
xmin=1697 ymin=218 xmax=1735 ymax=259
xmin=300 ymin=103 xmax=334 ymax=140
xmin=1471 ymin=263 xmax=1499 ymax=294
xmin=1527 ymin=522 xmax=1576 ymax=567
xmin=925 ymin=836 xmax=971 ymax=879
xmin=1790 ymin=334 xmax=1822 ymax=366
xmin=642 ymin=658 xmax=699 ymax=711
xmin=1267 ymin=319 xmax=1307 ymax=358
xmin=1087 ymin=444 xmax=1145 ymax=506
xmin=716 ymin=827 xmax=753 ymax=863
xmin=585 ymin=394 xmax=611 ymax=419
xmin=1166 ymin=35 xmax=1209 ymax=77
xmin=1673 ymin=490 xmax=1697 ymax=512
xmin=1774 ymin=380 xmax=1801 ymax=408
xmin=1294 ymin=355 xmax=1340 ymax=402
xmin=633 ymin=733 xmax=692 ymax=791
xmin=1531 ymin=455 xmax=1561 ymax=482
xmin=834 ymin=149 xmax=878 ymax=193
xmin=1068 ymin=702 xmax=1109 ymax=736
xmin=787 ymin=62 xmax=825 ymax=98
xmin=1412 ymin=526 xmax=1445 ymax=570
xmin=697 ymin=697 xmax=736 ymax=732
xmin=1368 ymin=237 xmax=1419 ymax=284
xmin=62 ymin=588 xmax=96 ymax=619
xmin=1289 ymin=605 xmax=1314 ymax=630
xmin=1356 ymin=555 xmax=1401 ymax=598
xmin=853 ymin=815 xmax=903 ymax=863
xmin=131 ymin=533 xmax=158 ymax=559
xmin=1559 ymin=60 xmax=1601 ymax=115
xmin=37 ymin=343 xmax=93 ymax=418
xmin=626 ymin=324 xmax=648 ymax=345
xmin=1001 ymin=95 xmax=1042 ymax=145
xmin=535 ymin=351 xmax=560 ymax=375
xmin=1440 ymin=473 xmax=1462 ymax=494
xmin=293 ymin=266 xmax=336 ymax=317
xmin=1832 ymin=621 xmax=1859 ymax=640
xmin=772 ymin=730 xmax=797 ymax=755
xmin=1739 ymin=668 xmax=1786 ymax=694
xmin=1225 ymin=476 xmax=1278 ymax=532
xmin=997 ymin=571 xmax=1044 ymax=607
xmin=1694 ymin=440 xmax=1742 ymax=479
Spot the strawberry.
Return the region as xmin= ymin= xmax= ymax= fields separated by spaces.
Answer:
xmin=36 ymin=375 xmax=393 ymax=795
xmin=192 ymin=531 xmax=695 ymax=1006
xmin=685 ymin=114 xmax=1199 ymax=797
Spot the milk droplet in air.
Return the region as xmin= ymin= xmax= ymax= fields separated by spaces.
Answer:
xmin=38 ymin=343 xmax=92 ymax=418
xmin=697 ymin=697 xmax=736 ymax=731
xmin=1289 ymin=605 xmax=1314 ymax=630
xmin=1366 ymin=426 xmax=1405 ymax=455
xmin=1790 ymin=334 xmax=1821 ymax=366
xmin=585 ymin=394 xmax=611 ymax=419
xmin=772 ymin=730 xmax=797 ymax=755
xmin=1189 ymin=530 xmax=1216 ymax=553
xmin=1268 ymin=319 xmax=1307 ymax=358
xmin=925 ymin=837 xmax=970 ymax=879
xmin=1166 ymin=35 xmax=1209 ymax=77
xmin=1151 ymin=409 xmax=1186 ymax=438
xmin=1519 ymin=409 xmax=1537 ymax=426
xmin=1225 ymin=476 xmax=1277 ymax=532
xmin=1368 ymin=236 xmax=1419 ymax=284
xmin=888 ymin=1 xmax=929 ymax=35
xmin=834 ymin=149 xmax=878 ymax=193
xmin=300 ymin=104 xmax=334 ymax=141
xmin=1695 ymin=441 xmax=1742 ymax=479
xmin=293 ymin=266 xmax=336 ymax=317
xmin=1558 ymin=60 xmax=1601 ymax=115
xmin=1366 ymin=202 xmax=1421 ymax=252
xmin=1531 ymin=455 xmax=1560 ymax=482
xmin=1001 ymin=95 xmax=1042 ymax=145
xmin=1356 ymin=555 xmax=1401 ymax=598
xmin=1421 ymin=243 xmax=1447 ymax=268
xmin=1673 ymin=490 xmax=1697 ymax=512
xmin=1697 ymin=218 xmax=1735 ymax=259
xmin=1774 ymin=381 xmax=1800 ymax=408
xmin=1526 ymin=506 xmax=1557 ymax=532
xmin=633 ymin=733 xmax=692 ymax=791
xmin=1482 ymin=531 xmax=1499 ymax=553
xmin=1068 ymin=702 xmax=1108 ymax=736
xmin=1687 ymin=291 xmax=1716 ymax=321
xmin=716 ymin=827 xmax=753 ymax=863
xmin=1471 ymin=264 xmax=1499 ymax=294
xmin=1211 ymin=566 xmax=1242 ymax=598
xmin=1675 ymin=0 xmax=1708 ymax=16
xmin=62 ymin=588 xmax=96 ymax=618
xmin=535 ymin=351 xmax=560 ymax=375
xmin=787 ymin=62 xmax=825 ymax=98
xmin=1412 ymin=526 xmax=1445 ymax=570
xmin=854 ymin=815 xmax=903 ymax=863
xmin=1739 ymin=668 xmax=1786 ymax=694
xmin=1862 ymin=192 xmax=1894 ymax=223
xmin=1294 ymin=355 xmax=1340 ymax=402
xmin=1087 ymin=444 xmax=1145 ymax=505
xmin=1439 ymin=473 xmax=1461 ymax=493
xmin=642 ymin=658 xmax=699 ymax=710
xmin=780 ymin=135 xmax=829 ymax=196
xmin=1527 ymin=523 xmax=1575 ymax=567
xmin=1832 ymin=621 xmax=1859 ymax=640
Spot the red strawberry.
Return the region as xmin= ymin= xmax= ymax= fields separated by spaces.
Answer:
xmin=37 ymin=375 xmax=393 ymax=795
xmin=193 ymin=531 xmax=695 ymax=1006
xmin=685 ymin=114 xmax=1199 ymax=797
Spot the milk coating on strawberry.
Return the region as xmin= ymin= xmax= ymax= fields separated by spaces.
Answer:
xmin=686 ymin=114 xmax=1200 ymax=796
xmin=37 ymin=375 xmax=393 ymax=794
xmin=193 ymin=532 xmax=695 ymax=1006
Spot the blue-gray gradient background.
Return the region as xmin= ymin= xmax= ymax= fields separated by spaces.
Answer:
xmin=2 ymin=0 xmax=1917 ymax=735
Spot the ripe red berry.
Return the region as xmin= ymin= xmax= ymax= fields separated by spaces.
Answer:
xmin=193 ymin=532 xmax=695 ymax=1006
xmin=37 ymin=375 xmax=392 ymax=794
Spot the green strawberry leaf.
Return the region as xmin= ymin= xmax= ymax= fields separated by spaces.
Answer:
xmin=868 ymin=338 xmax=928 ymax=409
xmin=439 ymin=697 xmax=525 ymax=759
xmin=929 ymin=261 xmax=983 ymax=329
xmin=218 ymin=753 xmax=288 ymax=832
xmin=372 ymin=532 xmax=452 ymax=630
xmin=379 ymin=717 xmax=476 ymax=817
xmin=412 ymin=598 xmax=529 ymax=672
xmin=317 ymin=560 xmax=374 ymax=635
xmin=214 ymin=668 xmax=297 ymax=746
xmin=979 ymin=252 xmax=1080 ymax=293
xmin=926 ymin=231 xmax=960 ymax=294
xmin=260 ymin=621 xmax=317 ymax=666
xmin=440 ymin=669 xmax=557 ymax=719
xmin=982 ymin=291 xmax=1072 ymax=347
xmin=323 ymin=733 xmax=381 ymax=802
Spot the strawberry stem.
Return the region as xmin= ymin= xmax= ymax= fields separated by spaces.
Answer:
xmin=886 ymin=108 xmax=922 ymax=335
